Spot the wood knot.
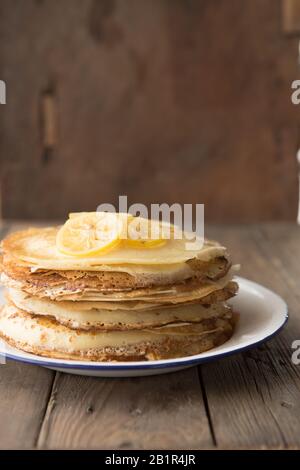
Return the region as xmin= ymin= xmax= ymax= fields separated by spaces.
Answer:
xmin=86 ymin=405 xmax=94 ymax=414
xmin=281 ymin=401 xmax=293 ymax=409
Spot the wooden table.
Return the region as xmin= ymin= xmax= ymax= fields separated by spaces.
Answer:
xmin=0 ymin=221 xmax=300 ymax=450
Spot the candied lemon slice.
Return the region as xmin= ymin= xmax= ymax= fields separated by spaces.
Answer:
xmin=56 ymin=212 xmax=123 ymax=257
xmin=125 ymin=217 xmax=171 ymax=248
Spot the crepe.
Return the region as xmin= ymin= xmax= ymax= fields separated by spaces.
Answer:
xmin=8 ymin=287 xmax=233 ymax=330
xmin=1 ymin=227 xmax=227 ymax=267
xmin=1 ymin=251 xmax=230 ymax=289
xmin=0 ymin=304 xmax=235 ymax=361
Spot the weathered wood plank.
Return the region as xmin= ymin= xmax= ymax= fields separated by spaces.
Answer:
xmin=0 ymin=0 xmax=299 ymax=222
xmin=0 ymin=361 xmax=55 ymax=449
xmin=282 ymin=0 xmax=300 ymax=33
xmin=199 ymin=225 xmax=300 ymax=448
xmin=37 ymin=367 xmax=213 ymax=450
xmin=0 ymin=223 xmax=56 ymax=449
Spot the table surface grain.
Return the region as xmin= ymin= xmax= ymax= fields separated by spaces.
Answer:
xmin=0 ymin=221 xmax=299 ymax=450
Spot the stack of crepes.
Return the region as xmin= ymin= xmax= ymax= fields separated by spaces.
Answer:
xmin=0 ymin=212 xmax=239 ymax=361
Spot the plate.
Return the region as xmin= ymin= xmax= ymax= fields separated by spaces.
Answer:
xmin=0 ymin=277 xmax=288 ymax=377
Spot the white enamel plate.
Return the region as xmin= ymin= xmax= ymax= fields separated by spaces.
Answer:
xmin=0 ymin=277 xmax=288 ymax=377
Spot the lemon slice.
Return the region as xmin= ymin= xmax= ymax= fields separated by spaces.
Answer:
xmin=56 ymin=212 xmax=123 ymax=257
xmin=125 ymin=217 xmax=170 ymax=248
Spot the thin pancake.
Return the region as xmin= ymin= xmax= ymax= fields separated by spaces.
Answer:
xmin=0 ymin=304 xmax=235 ymax=361
xmin=8 ymin=283 xmax=237 ymax=310
xmin=1 ymin=270 xmax=238 ymax=304
xmin=1 ymin=252 xmax=230 ymax=290
xmin=0 ymin=227 xmax=227 ymax=267
xmin=8 ymin=288 xmax=232 ymax=331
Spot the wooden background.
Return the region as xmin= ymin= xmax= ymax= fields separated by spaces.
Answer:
xmin=0 ymin=0 xmax=300 ymax=222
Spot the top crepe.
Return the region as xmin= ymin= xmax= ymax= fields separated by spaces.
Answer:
xmin=1 ymin=227 xmax=227 ymax=270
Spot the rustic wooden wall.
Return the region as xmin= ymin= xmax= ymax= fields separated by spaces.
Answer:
xmin=0 ymin=0 xmax=299 ymax=222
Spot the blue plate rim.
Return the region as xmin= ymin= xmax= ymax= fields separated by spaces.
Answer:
xmin=0 ymin=276 xmax=289 ymax=371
